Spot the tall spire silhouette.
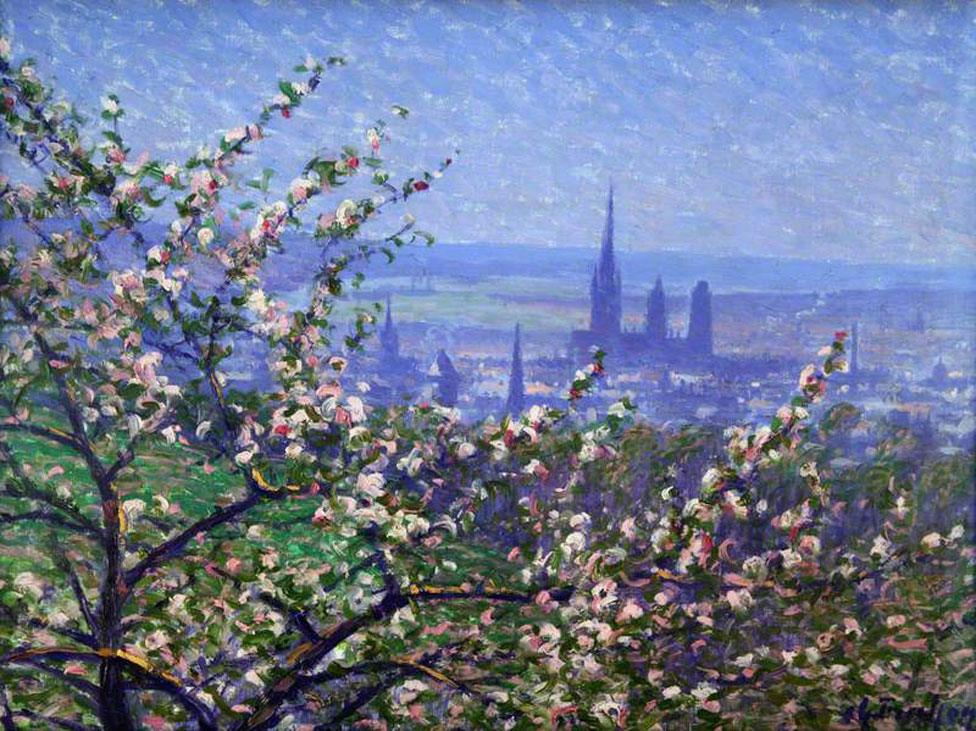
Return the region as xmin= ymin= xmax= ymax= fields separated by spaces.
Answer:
xmin=599 ymin=181 xmax=615 ymax=274
xmin=380 ymin=293 xmax=399 ymax=360
xmin=589 ymin=181 xmax=622 ymax=337
xmin=505 ymin=323 xmax=525 ymax=415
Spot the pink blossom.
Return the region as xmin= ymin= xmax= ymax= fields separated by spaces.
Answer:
xmin=143 ymin=715 xmax=169 ymax=731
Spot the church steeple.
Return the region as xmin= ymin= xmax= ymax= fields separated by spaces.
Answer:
xmin=589 ymin=182 xmax=622 ymax=337
xmin=505 ymin=323 xmax=525 ymax=415
xmin=599 ymin=182 xmax=615 ymax=274
xmin=380 ymin=293 xmax=399 ymax=360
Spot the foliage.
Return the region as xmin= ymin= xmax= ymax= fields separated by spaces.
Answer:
xmin=0 ymin=40 xmax=972 ymax=730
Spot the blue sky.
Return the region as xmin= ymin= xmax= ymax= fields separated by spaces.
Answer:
xmin=3 ymin=0 xmax=974 ymax=265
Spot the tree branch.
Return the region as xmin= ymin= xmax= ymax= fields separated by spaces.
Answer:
xmin=10 ymin=301 xmax=109 ymax=490
xmin=0 ymin=507 xmax=98 ymax=535
xmin=59 ymin=554 xmax=99 ymax=636
xmin=103 ymin=440 xmax=139 ymax=486
xmin=407 ymin=583 xmax=574 ymax=604
xmin=122 ymin=675 xmax=217 ymax=731
xmin=0 ymin=645 xmax=216 ymax=730
xmin=0 ymin=439 xmax=101 ymax=536
xmin=25 ymin=618 xmax=96 ymax=650
xmin=305 ymin=647 xmax=485 ymax=729
xmin=0 ymin=421 xmax=79 ymax=451
xmin=0 ymin=683 xmax=15 ymax=731
xmin=123 ymin=491 xmax=262 ymax=588
xmin=232 ymin=582 xmax=574 ymax=730
xmin=206 ymin=563 xmax=321 ymax=643
xmin=313 ymin=669 xmax=402 ymax=730
xmin=9 ymin=708 xmax=97 ymax=731
xmin=9 ymin=658 xmax=100 ymax=705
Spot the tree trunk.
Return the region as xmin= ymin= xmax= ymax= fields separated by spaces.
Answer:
xmin=97 ymin=497 xmax=135 ymax=731
xmin=98 ymin=660 xmax=134 ymax=731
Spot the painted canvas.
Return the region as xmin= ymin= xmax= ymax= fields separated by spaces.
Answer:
xmin=0 ymin=1 xmax=973 ymax=729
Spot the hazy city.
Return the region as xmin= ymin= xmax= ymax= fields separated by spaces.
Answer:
xmin=233 ymin=184 xmax=976 ymax=458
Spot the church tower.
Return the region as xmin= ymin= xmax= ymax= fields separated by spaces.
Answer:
xmin=686 ymin=281 xmax=713 ymax=357
xmin=589 ymin=183 xmax=622 ymax=338
xmin=505 ymin=323 xmax=525 ymax=415
xmin=429 ymin=350 xmax=460 ymax=407
xmin=380 ymin=293 xmax=399 ymax=361
xmin=646 ymin=275 xmax=667 ymax=343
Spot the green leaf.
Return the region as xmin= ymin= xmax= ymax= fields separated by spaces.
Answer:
xmin=277 ymin=80 xmax=300 ymax=105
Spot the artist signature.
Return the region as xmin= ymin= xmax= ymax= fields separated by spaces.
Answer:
xmin=841 ymin=696 xmax=975 ymax=730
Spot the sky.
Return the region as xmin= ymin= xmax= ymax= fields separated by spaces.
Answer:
xmin=2 ymin=0 xmax=974 ymax=266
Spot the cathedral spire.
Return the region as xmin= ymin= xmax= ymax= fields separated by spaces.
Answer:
xmin=505 ymin=323 xmax=525 ymax=415
xmin=600 ymin=181 xmax=615 ymax=272
xmin=380 ymin=293 xmax=399 ymax=360
xmin=589 ymin=181 xmax=622 ymax=337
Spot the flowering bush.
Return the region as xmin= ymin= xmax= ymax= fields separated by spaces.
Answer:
xmin=0 ymin=41 xmax=972 ymax=730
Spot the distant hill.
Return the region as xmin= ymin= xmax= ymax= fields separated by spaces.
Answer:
xmin=5 ymin=218 xmax=969 ymax=294
xmin=269 ymin=237 xmax=975 ymax=294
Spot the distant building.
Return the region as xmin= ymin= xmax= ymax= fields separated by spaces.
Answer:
xmin=589 ymin=184 xmax=622 ymax=338
xmin=380 ymin=293 xmax=400 ymax=361
xmin=911 ymin=308 xmax=926 ymax=333
xmin=505 ymin=323 xmax=525 ymax=415
xmin=428 ymin=349 xmax=460 ymax=406
xmin=646 ymin=276 xmax=667 ymax=343
xmin=569 ymin=184 xmax=715 ymax=365
xmin=687 ymin=281 xmax=713 ymax=357
xmin=369 ymin=294 xmax=423 ymax=403
xmin=928 ymin=357 xmax=950 ymax=389
xmin=838 ymin=321 xmax=890 ymax=386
